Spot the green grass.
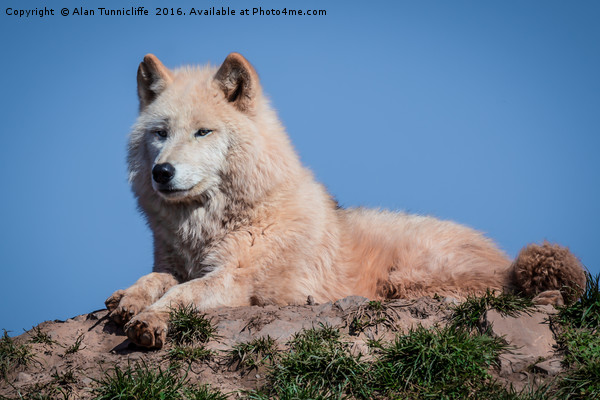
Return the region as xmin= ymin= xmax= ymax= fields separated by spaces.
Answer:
xmin=64 ymin=334 xmax=84 ymax=355
xmin=91 ymin=361 xmax=227 ymax=400
xmin=254 ymin=324 xmax=372 ymax=399
xmin=373 ymin=325 xmax=508 ymax=398
xmin=0 ymin=330 xmax=35 ymax=380
xmin=27 ymin=326 xmax=56 ymax=346
xmin=168 ymin=304 xmax=218 ymax=346
xmin=450 ymin=289 xmax=534 ymax=331
xmin=555 ymin=327 xmax=600 ymax=399
xmin=553 ymin=272 xmax=600 ymax=399
xmin=244 ymin=322 xmax=545 ymax=400
xmin=348 ymin=300 xmax=392 ymax=335
xmin=182 ymin=384 xmax=228 ymax=400
xmin=51 ymin=368 xmax=76 ymax=386
xmin=246 ymin=384 xmax=343 ymax=400
xmin=92 ymin=362 xmax=186 ymax=399
xmin=227 ymin=336 xmax=278 ymax=371
xmin=1 ymin=383 xmax=73 ymax=400
xmin=5 ymin=280 xmax=599 ymax=399
xmin=557 ymin=360 xmax=600 ymax=400
xmin=557 ymin=271 xmax=600 ymax=329
xmin=168 ymin=344 xmax=213 ymax=363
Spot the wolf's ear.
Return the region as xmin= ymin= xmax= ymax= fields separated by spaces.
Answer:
xmin=214 ymin=53 xmax=260 ymax=113
xmin=137 ymin=54 xmax=172 ymax=110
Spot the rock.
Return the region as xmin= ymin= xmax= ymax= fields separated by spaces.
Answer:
xmin=536 ymin=304 xmax=559 ymax=315
xmin=315 ymin=302 xmax=334 ymax=314
xmin=216 ymin=319 xmax=248 ymax=344
xmin=315 ymin=316 xmax=343 ymax=328
xmin=534 ymin=358 xmax=563 ymax=376
xmin=498 ymin=353 xmax=537 ymax=376
xmin=485 ymin=308 xmax=556 ymax=375
xmin=442 ymin=296 xmax=460 ymax=305
xmin=16 ymin=372 xmax=32 ymax=382
xmin=258 ymin=319 xmax=304 ymax=340
xmin=334 ymin=296 xmax=369 ymax=312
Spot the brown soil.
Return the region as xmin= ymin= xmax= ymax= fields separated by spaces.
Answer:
xmin=0 ymin=296 xmax=561 ymax=399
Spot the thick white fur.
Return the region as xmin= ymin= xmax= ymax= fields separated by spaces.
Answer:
xmin=107 ymin=54 xmax=520 ymax=348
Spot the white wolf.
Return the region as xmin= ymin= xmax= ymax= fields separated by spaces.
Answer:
xmin=105 ymin=53 xmax=585 ymax=348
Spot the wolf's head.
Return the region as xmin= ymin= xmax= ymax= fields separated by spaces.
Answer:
xmin=128 ymin=53 xmax=300 ymax=209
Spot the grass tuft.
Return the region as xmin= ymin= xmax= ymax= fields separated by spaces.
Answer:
xmin=92 ymin=361 xmax=227 ymax=400
xmin=450 ymin=290 xmax=534 ymax=331
xmin=51 ymin=369 xmax=76 ymax=386
xmin=555 ymin=326 xmax=600 ymax=399
xmin=257 ymin=324 xmax=372 ymax=399
xmin=553 ymin=272 xmax=600 ymax=399
xmin=348 ymin=300 xmax=391 ymax=336
xmin=168 ymin=344 xmax=213 ymax=363
xmin=557 ymin=360 xmax=600 ymax=400
xmin=5 ymin=382 xmax=73 ymax=400
xmin=64 ymin=334 xmax=85 ymax=355
xmin=168 ymin=304 xmax=218 ymax=346
xmin=372 ymin=325 xmax=508 ymax=398
xmin=28 ymin=326 xmax=56 ymax=346
xmin=557 ymin=271 xmax=600 ymax=329
xmin=227 ymin=336 xmax=278 ymax=371
xmin=0 ymin=330 xmax=35 ymax=380
xmin=92 ymin=362 xmax=187 ymax=399
xmin=182 ymin=384 xmax=229 ymax=400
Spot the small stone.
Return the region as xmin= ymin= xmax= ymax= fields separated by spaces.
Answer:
xmin=535 ymin=358 xmax=563 ymax=376
xmin=499 ymin=353 xmax=537 ymax=376
xmin=82 ymin=377 xmax=93 ymax=386
xmin=442 ymin=297 xmax=460 ymax=305
xmin=334 ymin=296 xmax=369 ymax=312
xmin=315 ymin=302 xmax=334 ymax=314
xmin=315 ymin=316 xmax=343 ymax=327
xmin=306 ymin=295 xmax=316 ymax=305
xmin=17 ymin=372 xmax=32 ymax=382
xmin=258 ymin=319 xmax=303 ymax=340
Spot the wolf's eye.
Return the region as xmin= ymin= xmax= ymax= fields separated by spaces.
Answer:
xmin=195 ymin=129 xmax=213 ymax=137
xmin=154 ymin=130 xmax=168 ymax=138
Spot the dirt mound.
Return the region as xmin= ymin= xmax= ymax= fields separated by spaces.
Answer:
xmin=0 ymin=296 xmax=563 ymax=399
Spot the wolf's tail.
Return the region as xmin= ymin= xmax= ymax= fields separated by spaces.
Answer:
xmin=511 ymin=241 xmax=586 ymax=304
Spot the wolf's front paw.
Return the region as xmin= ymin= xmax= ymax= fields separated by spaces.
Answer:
xmin=106 ymin=291 xmax=150 ymax=325
xmin=105 ymin=290 xmax=125 ymax=312
xmin=124 ymin=311 xmax=169 ymax=348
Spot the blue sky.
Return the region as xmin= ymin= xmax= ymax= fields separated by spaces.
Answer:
xmin=1 ymin=0 xmax=598 ymax=334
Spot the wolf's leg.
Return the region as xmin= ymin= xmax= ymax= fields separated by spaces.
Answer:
xmin=105 ymin=272 xmax=179 ymax=325
xmin=124 ymin=268 xmax=250 ymax=348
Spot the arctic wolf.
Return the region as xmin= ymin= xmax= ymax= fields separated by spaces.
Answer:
xmin=106 ymin=53 xmax=585 ymax=348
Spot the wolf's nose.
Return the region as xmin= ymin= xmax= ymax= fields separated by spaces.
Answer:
xmin=152 ymin=163 xmax=175 ymax=184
